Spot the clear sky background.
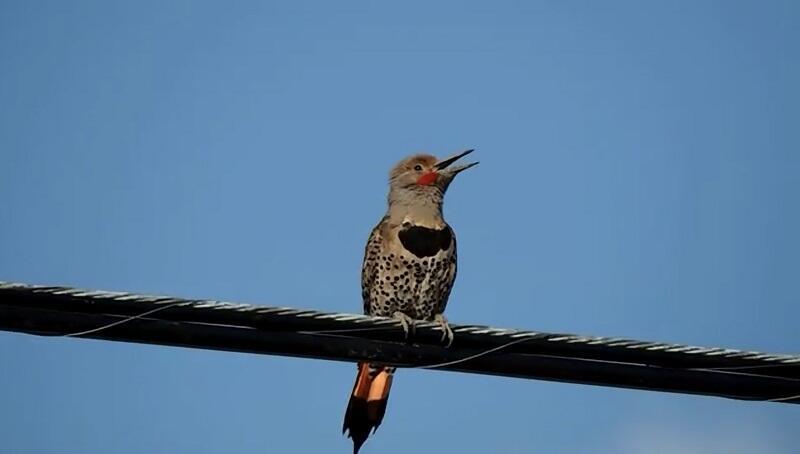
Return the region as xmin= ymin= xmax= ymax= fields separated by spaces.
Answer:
xmin=1 ymin=1 xmax=798 ymax=453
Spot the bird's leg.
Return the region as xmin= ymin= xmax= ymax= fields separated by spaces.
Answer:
xmin=434 ymin=313 xmax=454 ymax=347
xmin=392 ymin=311 xmax=416 ymax=340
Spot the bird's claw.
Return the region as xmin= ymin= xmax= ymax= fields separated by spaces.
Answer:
xmin=434 ymin=314 xmax=454 ymax=347
xmin=393 ymin=311 xmax=416 ymax=340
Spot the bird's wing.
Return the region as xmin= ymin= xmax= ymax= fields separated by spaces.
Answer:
xmin=435 ymin=225 xmax=458 ymax=315
xmin=360 ymin=217 xmax=386 ymax=315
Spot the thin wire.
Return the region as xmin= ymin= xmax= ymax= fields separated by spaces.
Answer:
xmin=413 ymin=336 xmax=535 ymax=370
xmin=61 ymin=302 xmax=186 ymax=337
xmin=412 ymin=340 xmax=800 ymax=403
xmin=55 ymin=307 xmax=800 ymax=403
xmin=299 ymin=323 xmax=538 ymax=370
xmin=298 ymin=326 xmax=399 ymax=335
xmin=767 ymin=394 xmax=800 ymax=402
xmin=689 ymin=363 xmax=800 ymax=371
xmin=296 ymin=325 xmax=800 ymax=376
xmin=687 ymin=368 xmax=800 ymax=383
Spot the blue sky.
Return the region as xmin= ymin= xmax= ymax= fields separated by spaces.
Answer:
xmin=1 ymin=1 xmax=798 ymax=452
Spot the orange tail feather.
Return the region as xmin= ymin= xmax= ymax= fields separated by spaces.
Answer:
xmin=343 ymin=363 xmax=394 ymax=454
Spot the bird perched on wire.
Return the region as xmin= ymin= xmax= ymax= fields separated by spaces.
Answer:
xmin=343 ymin=149 xmax=478 ymax=453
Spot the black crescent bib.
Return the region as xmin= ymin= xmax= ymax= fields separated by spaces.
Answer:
xmin=397 ymin=225 xmax=452 ymax=258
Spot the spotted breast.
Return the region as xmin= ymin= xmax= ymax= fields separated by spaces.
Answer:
xmin=361 ymin=219 xmax=458 ymax=320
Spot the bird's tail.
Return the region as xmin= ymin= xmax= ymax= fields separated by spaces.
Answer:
xmin=343 ymin=362 xmax=394 ymax=454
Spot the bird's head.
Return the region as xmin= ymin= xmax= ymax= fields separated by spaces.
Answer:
xmin=388 ymin=149 xmax=478 ymax=196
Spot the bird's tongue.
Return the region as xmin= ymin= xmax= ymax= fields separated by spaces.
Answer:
xmin=416 ymin=172 xmax=438 ymax=186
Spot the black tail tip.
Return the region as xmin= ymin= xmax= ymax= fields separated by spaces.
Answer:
xmin=343 ymin=396 xmax=388 ymax=454
xmin=351 ymin=436 xmax=367 ymax=454
xmin=343 ymin=398 xmax=371 ymax=454
xmin=343 ymin=423 xmax=368 ymax=454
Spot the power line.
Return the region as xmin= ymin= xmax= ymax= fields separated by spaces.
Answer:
xmin=1 ymin=281 xmax=798 ymax=404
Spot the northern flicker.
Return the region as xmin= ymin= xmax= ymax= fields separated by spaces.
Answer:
xmin=343 ymin=149 xmax=478 ymax=453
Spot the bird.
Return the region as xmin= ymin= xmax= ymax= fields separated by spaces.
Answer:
xmin=343 ymin=149 xmax=478 ymax=453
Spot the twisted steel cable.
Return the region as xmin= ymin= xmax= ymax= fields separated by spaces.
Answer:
xmin=1 ymin=281 xmax=798 ymax=403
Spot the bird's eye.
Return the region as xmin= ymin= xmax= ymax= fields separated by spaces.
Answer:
xmin=414 ymin=165 xmax=423 ymax=171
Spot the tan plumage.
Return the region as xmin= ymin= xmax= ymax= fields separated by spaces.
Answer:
xmin=343 ymin=150 xmax=477 ymax=454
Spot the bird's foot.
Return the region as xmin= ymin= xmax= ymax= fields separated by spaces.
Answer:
xmin=392 ymin=311 xmax=416 ymax=340
xmin=434 ymin=314 xmax=454 ymax=347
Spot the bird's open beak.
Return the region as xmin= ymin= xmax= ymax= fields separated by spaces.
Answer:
xmin=434 ymin=149 xmax=479 ymax=175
